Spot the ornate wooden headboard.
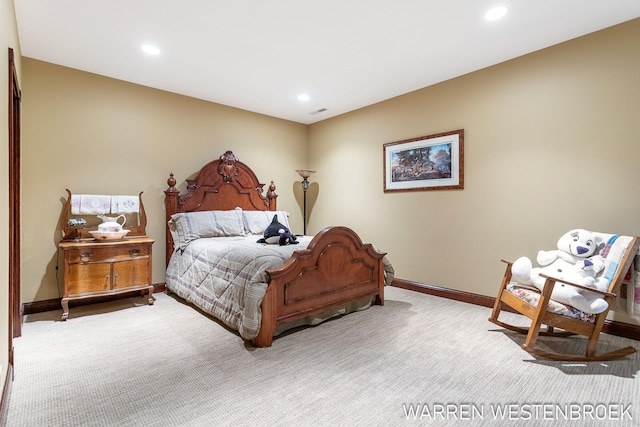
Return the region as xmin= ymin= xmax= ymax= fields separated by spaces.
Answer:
xmin=164 ymin=150 xmax=278 ymax=264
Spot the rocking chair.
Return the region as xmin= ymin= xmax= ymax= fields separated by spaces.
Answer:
xmin=488 ymin=232 xmax=639 ymax=361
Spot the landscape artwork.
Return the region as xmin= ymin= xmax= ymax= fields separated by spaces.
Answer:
xmin=391 ymin=143 xmax=452 ymax=182
xmin=383 ymin=129 xmax=464 ymax=192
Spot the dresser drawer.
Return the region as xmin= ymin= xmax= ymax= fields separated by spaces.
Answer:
xmin=66 ymin=243 xmax=151 ymax=264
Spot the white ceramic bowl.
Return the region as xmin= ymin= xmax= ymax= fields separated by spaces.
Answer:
xmin=89 ymin=230 xmax=130 ymax=240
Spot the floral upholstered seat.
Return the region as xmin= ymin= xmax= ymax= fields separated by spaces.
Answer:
xmin=505 ymin=283 xmax=596 ymax=322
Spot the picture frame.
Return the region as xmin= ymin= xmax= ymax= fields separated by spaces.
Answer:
xmin=383 ymin=129 xmax=464 ymax=192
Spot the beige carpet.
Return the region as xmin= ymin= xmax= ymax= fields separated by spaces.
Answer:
xmin=6 ymin=286 xmax=640 ymax=426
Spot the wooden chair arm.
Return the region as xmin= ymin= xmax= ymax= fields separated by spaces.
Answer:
xmin=498 ymin=259 xmax=615 ymax=297
xmin=538 ymin=273 xmax=616 ymax=298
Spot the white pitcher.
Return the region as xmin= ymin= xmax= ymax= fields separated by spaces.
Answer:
xmin=97 ymin=214 xmax=126 ymax=233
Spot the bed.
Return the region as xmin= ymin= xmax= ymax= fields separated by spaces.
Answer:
xmin=164 ymin=150 xmax=389 ymax=347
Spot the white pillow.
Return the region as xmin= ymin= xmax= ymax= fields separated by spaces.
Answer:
xmin=170 ymin=209 xmax=245 ymax=251
xmin=242 ymin=210 xmax=291 ymax=235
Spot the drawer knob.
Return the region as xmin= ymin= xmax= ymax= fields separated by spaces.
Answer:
xmin=80 ymin=253 xmax=93 ymax=262
xmin=129 ymin=249 xmax=141 ymax=257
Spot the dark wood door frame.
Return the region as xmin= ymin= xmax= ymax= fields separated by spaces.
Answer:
xmin=9 ymin=48 xmax=22 ymax=351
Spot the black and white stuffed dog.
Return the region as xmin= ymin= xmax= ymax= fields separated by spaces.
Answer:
xmin=257 ymin=215 xmax=298 ymax=246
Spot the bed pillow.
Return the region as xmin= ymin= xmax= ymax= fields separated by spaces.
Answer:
xmin=242 ymin=210 xmax=291 ymax=235
xmin=170 ymin=209 xmax=245 ymax=251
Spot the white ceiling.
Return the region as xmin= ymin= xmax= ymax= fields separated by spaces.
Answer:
xmin=14 ymin=1 xmax=640 ymax=125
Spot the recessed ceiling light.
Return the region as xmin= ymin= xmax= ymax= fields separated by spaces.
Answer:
xmin=297 ymin=94 xmax=310 ymax=102
xmin=141 ymin=44 xmax=160 ymax=55
xmin=485 ymin=6 xmax=508 ymax=21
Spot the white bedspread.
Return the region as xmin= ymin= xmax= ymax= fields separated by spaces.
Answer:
xmin=165 ymin=235 xmax=313 ymax=340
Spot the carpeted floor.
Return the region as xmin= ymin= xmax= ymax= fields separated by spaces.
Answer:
xmin=5 ymin=286 xmax=640 ymax=426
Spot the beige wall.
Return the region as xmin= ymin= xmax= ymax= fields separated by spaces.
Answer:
xmin=2 ymin=0 xmax=22 ymax=397
xmin=308 ymin=18 xmax=640 ymax=324
xmin=21 ymin=59 xmax=308 ymax=302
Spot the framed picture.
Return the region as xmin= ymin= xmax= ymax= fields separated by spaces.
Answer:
xmin=383 ymin=129 xmax=464 ymax=192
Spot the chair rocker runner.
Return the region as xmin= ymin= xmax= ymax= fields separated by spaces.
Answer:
xmin=488 ymin=232 xmax=639 ymax=361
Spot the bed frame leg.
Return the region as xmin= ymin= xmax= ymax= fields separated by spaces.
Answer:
xmin=375 ymin=261 xmax=385 ymax=306
xmin=253 ymin=285 xmax=276 ymax=347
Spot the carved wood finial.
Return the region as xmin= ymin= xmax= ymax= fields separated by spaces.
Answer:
xmin=166 ymin=172 xmax=177 ymax=192
xmin=267 ymin=180 xmax=278 ymax=210
xmin=218 ymin=151 xmax=240 ymax=183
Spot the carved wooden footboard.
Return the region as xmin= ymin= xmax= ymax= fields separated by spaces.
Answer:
xmin=255 ymin=226 xmax=386 ymax=347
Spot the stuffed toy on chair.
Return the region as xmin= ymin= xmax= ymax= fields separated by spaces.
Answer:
xmin=511 ymin=229 xmax=610 ymax=314
xmin=257 ymin=215 xmax=298 ymax=246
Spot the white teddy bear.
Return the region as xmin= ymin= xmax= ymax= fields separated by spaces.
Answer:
xmin=511 ymin=229 xmax=610 ymax=314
